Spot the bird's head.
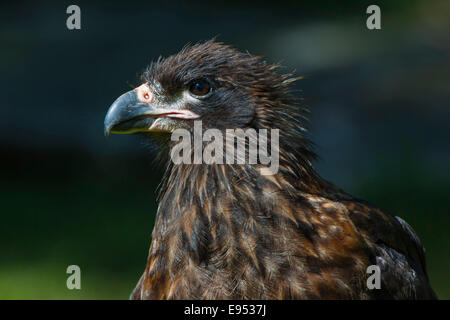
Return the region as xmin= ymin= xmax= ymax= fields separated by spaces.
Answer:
xmin=104 ymin=40 xmax=302 ymax=135
xmin=105 ymin=40 xmax=316 ymax=175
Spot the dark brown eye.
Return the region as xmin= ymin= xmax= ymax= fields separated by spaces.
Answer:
xmin=189 ymin=79 xmax=212 ymax=97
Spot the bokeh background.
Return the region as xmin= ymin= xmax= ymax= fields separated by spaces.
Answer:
xmin=1 ymin=0 xmax=449 ymax=299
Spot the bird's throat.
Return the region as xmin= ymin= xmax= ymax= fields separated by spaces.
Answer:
xmin=137 ymin=162 xmax=325 ymax=299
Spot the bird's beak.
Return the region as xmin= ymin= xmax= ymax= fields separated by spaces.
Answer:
xmin=104 ymin=84 xmax=200 ymax=136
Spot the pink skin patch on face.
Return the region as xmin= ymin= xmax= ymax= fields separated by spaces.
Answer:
xmin=135 ymin=83 xmax=154 ymax=104
xmin=133 ymin=83 xmax=200 ymax=120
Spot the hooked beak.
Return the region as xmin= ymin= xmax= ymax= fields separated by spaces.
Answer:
xmin=104 ymin=84 xmax=200 ymax=136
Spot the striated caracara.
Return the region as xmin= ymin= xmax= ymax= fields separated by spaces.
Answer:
xmin=104 ymin=40 xmax=436 ymax=299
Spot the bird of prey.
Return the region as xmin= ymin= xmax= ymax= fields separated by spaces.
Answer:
xmin=104 ymin=40 xmax=436 ymax=299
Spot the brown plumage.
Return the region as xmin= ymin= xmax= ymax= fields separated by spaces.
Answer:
xmin=104 ymin=40 xmax=436 ymax=299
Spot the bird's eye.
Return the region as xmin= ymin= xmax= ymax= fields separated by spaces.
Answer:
xmin=189 ymin=79 xmax=212 ymax=97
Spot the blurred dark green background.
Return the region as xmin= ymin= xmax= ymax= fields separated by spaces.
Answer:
xmin=1 ymin=0 xmax=449 ymax=299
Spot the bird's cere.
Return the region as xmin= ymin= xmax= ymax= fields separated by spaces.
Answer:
xmin=170 ymin=120 xmax=280 ymax=175
xmin=135 ymin=83 xmax=154 ymax=104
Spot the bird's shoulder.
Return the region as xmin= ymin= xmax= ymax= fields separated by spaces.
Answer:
xmin=336 ymin=195 xmax=425 ymax=271
xmin=319 ymin=187 xmax=436 ymax=299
